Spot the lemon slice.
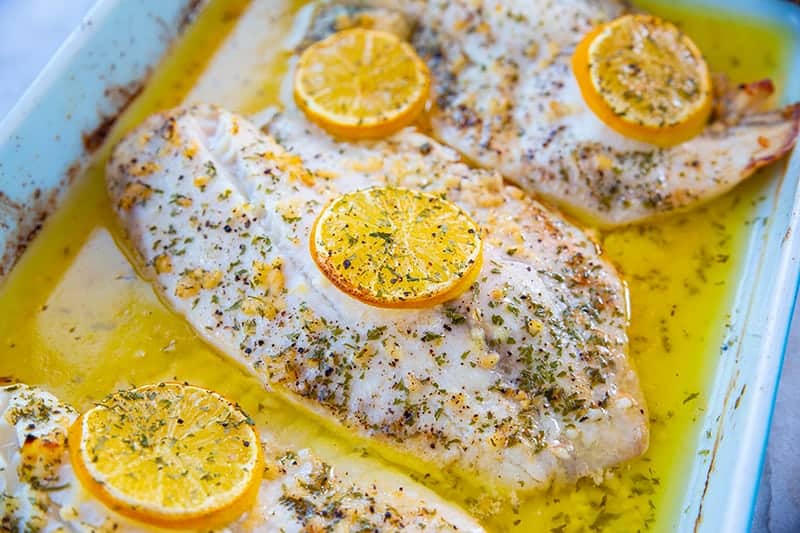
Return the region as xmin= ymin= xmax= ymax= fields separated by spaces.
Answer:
xmin=572 ymin=14 xmax=712 ymax=147
xmin=294 ymin=28 xmax=430 ymax=139
xmin=68 ymin=383 xmax=263 ymax=529
xmin=310 ymin=187 xmax=483 ymax=308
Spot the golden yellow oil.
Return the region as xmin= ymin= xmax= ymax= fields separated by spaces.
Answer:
xmin=0 ymin=1 xmax=793 ymax=531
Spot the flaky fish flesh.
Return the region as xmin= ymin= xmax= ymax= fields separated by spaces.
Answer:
xmin=107 ymin=105 xmax=647 ymax=494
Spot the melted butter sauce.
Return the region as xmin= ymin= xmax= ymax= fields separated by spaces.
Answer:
xmin=0 ymin=1 xmax=792 ymax=531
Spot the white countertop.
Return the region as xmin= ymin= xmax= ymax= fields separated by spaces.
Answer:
xmin=0 ymin=0 xmax=797 ymax=531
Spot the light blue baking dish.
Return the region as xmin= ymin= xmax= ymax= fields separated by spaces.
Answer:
xmin=0 ymin=0 xmax=798 ymax=531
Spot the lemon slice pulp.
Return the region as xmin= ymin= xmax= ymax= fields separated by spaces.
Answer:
xmin=68 ymin=383 xmax=263 ymax=529
xmin=310 ymin=187 xmax=483 ymax=308
xmin=572 ymin=14 xmax=712 ymax=146
xmin=294 ymin=28 xmax=430 ymax=139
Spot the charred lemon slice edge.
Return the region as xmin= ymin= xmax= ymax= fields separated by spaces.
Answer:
xmin=68 ymin=383 xmax=263 ymax=530
xmin=572 ymin=14 xmax=712 ymax=147
xmin=310 ymin=187 xmax=483 ymax=308
xmin=294 ymin=28 xmax=430 ymax=140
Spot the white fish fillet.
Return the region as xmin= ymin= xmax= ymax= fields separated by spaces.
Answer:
xmin=106 ymin=104 xmax=648 ymax=494
xmin=306 ymin=0 xmax=800 ymax=227
xmin=0 ymin=384 xmax=481 ymax=532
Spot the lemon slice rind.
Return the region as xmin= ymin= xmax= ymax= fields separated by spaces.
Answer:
xmin=572 ymin=14 xmax=712 ymax=146
xmin=68 ymin=383 xmax=263 ymax=529
xmin=310 ymin=187 xmax=483 ymax=308
xmin=294 ymin=28 xmax=430 ymax=139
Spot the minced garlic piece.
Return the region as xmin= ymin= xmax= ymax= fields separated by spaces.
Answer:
xmin=267 ymin=152 xmax=314 ymax=186
xmin=240 ymin=297 xmax=280 ymax=319
xmin=314 ymin=169 xmax=339 ymax=180
xmin=547 ymin=100 xmax=573 ymax=121
xmin=118 ymin=182 xmax=152 ymax=210
xmin=175 ymin=269 xmax=223 ymax=298
xmin=478 ymin=351 xmax=500 ymax=369
xmin=252 ymin=259 xmax=284 ymax=293
xmin=355 ymin=343 xmax=377 ymax=364
xmin=243 ymin=259 xmax=286 ymax=319
xmin=526 ymin=319 xmax=543 ymax=336
xmin=183 ymin=143 xmax=199 ymax=159
xmin=175 ymin=274 xmax=200 ymax=298
xmin=154 ymin=254 xmax=172 ymax=274
xmin=594 ymin=153 xmax=615 ymax=171
xmin=449 ymin=392 xmax=467 ymax=409
xmin=405 ymin=372 xmax=422 ymax=393
xmin=194 ymin=174 xmax=210 ymax=189
xmin=129 ymin=161 xmax=159 ymax=177
xmin=201 ymin=270 xmax=223 ymax=289
xmin=490 ymin=422 xmax=513 ymax=449
xmin=348 ymin=156 xmax=383 ymax=173
xmin=276 ymin=200 xmax=302 ymax=223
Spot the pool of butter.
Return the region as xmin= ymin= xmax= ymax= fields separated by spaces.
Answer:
xmin=0 ymin=0 xmax=792 ymax=530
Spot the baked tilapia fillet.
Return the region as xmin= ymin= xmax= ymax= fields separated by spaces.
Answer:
xmin=300 ymin=0 xmax=800 ymax=227
xmin=0 ymin=384 xmax=482 ymax=532
xmin=107 ymin=104 xmax=648 ymax=494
